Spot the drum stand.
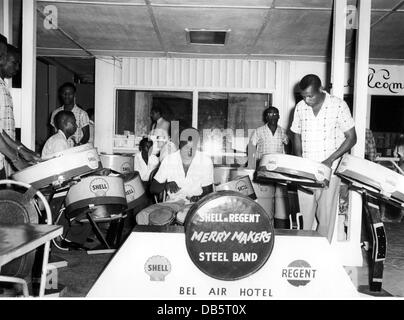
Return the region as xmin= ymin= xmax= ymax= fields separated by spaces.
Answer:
xmin=359 ymin=190 xmax=387 ymax=292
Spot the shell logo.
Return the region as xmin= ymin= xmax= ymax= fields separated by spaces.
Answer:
xmin=125 ymin=183 xmax=136 ymax=201
xmin=144 ymin=256 xmax=171 ymax=281
xmin=89 ymin=178 xmax=110 ymax=197
xmin=121 ymin=162 xmax=132 ymax=173
xmin=265 ymin=159 xmax=277 ymax=171
xmin=87 ymin=151 xmax=100 ymax=169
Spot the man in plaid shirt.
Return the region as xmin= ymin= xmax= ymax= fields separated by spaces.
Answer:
xmin=291 ymin=74 xmax=357 ymax=242
xmin=250 ymin=106 xmax=290 ymax=229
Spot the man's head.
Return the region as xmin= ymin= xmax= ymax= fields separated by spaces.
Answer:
xmin=59 ymin=82 xmax=76 ymax=106
xmin=179 ymin=127 xmax=199 ymax=161
xmin=298 ymin=74 xmax=324 ymax=108
xmin=139 ymin=137 xmax=153 ymax=154
xmin=0 ymin=44 xmax=20 ymax=80
xmin=54 ymin=110 xmax=77 ymax=138
xmin=150 ymin=106 xmax=162 ymax=122
xmin=264 ymin=106 xmax=280 ymax=126
xmin=0 ymin=34 xmax=7 ymax=66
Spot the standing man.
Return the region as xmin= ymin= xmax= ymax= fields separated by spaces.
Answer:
xmin=250 ymin=106 xmax=290 ymax=229
xmin=150 ymin=106 xmax=170 ymax=136
xmin=0 ymin=41 xmax=40 ymax=177
xmin=291 ymin=74 xmax=357 ymax=242
xmin=50 ymin=82 xmax=90 ymax=146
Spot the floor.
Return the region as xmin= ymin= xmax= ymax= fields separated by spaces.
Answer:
xmin=50 ymin=219 xmax=404 ymax=298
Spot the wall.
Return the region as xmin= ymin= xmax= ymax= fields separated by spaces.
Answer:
xmin=94 ymin=56 xmax=404 ymax=153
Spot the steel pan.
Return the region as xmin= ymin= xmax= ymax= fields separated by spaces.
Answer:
xmin=120 ymin=172 xmax=148 ymax=211
xmin=12 ymin=144 xmax=101 ymax=190
xmin=215 ymin=175 xmax=257 ymax=200
xmin=257 ymin=153 xmax=331 ymax=188
xmin=149 ymin=209 xmax=175 ymax=226
xmin=65 ymin=175 xmax=127 ymax=219
xmin=100 ymin=154 xmax=134 ymax=174
xmin=336 ymin=154 xmax=404 ymax=205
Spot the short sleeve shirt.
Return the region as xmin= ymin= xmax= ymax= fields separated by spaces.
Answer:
xmin=154 ymin=150 xmax=214 ymax=202
xmin=50 ymin=105 xmax=89 ymax=146
xmin=250 ymin=125 xmax=289 ymax=159
xmin=290 ymin=92 xmax=355 ymax=164
xmin=134 ymin=152 xmax=160 ymax=181
xmin=0 ymin=78 xmax=15 ymax=170
xmin=41 ymin=130 xmax=70 ymax=160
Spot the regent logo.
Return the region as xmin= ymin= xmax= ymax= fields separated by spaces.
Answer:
xmin=144 ymin=256 xmax=171 ymax=281
xmin=282 ymin=260 xmax=317 ymax=287
xmin=236 ymin=180 xmax=248 ymax=193
xmin=89 ymin=178 xmax=110 ymax=195
xmin=121 ymin=162 xmax=131 ymax=172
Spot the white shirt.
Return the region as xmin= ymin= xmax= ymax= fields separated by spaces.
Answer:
xmin=134 ymin=152 xmax=159 ymax=182
xmin=154 ymin=150 xmax=214 ymax=202
xmin=151 ymin=117 xmax=170 ymax=136
xmin=250 ymin=125 xmax=289 ymax=160
xmin=50 ymin=105 xmax=90 ymax=146
xmin=290 ymin=91 xmax=355 ymax=166
xmin=41 ymin=130 xmax=70 ymax=160
xmin=0 ymin=78 xmax=15 ymax=171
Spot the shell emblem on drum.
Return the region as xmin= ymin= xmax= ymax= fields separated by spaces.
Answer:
xmin=87 ymin=151 xmax=100 ymax=169
xmin=184 ymin=191 xmax=274 ymax=281
xmin=89 ymin=178 xmax=110 ymax=197
xmin=125 ymin=184 xmax=136 ymax=201
xmin=144 ymin=256 xmax=171 ymax=281
xmin=121 ymin=162 xmax=132 ymax=173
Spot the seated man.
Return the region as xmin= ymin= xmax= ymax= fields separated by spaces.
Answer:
xmin=150 ymin=127 xmax=214 ymax=203
xmin=134 ymin=137 xmax=159 ymax=183
xmin=136 ymin=128 xmax=213 ymax=225
xmin=42 ymin=110 xmax=77 ymax=159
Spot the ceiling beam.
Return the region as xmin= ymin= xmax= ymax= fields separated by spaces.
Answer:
xmin=245 ymin=0 xmax=276 ymax=57
xmin=144 ymin=0 xmax=167 ymax=55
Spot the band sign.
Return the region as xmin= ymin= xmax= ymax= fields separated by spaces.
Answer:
xmin=184 ymin=191 xmax=274 ymax=281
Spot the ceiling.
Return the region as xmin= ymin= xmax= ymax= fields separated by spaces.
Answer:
xmin=10 ymin=0 xmax=404 ymax=80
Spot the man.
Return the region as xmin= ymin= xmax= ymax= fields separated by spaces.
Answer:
xmin=50 ymin=82 xmax=90 ymax=146
xmin=365 ymin=128 xmax=377 ymax=162
xmin=250 ymin=106 xmax=290 ymax=229
xmin=134 ymin=137 xmax=159 ymax=182
xmin=42 ymin=110 xmax=77 ymax=159
xmin=291 ymin=74 xmax=357 ymax=242
xmin=151 ymin=128 xmax=178 ymax=162
xmin=150 ymin=106 xmax=170 ymax=136
xmin=0 ymin=43 xmax=40 ymax=177
xmin=150 ymin=127 xmax=214 ymax=203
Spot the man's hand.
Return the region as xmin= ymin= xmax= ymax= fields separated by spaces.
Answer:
xmin=321 ymin=158 xmax=334 ymax=168
xmin=19 ymin=148 xmax=41 ymax=163
xmin=188 ymin=195 xmax=201 ymax=203
xmin=166 ymin=181 xmax=180 ymax=193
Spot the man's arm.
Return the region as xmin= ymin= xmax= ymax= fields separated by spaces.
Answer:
xmin=79 ymin=125 xmax=90 ymax=144
xmin=322 ymin=127 xmax=357 ymax=168
xmin=1 ymin=130 xmax=40 ymax=163
xmin=293 ymin=133 xmax=303 ymax=157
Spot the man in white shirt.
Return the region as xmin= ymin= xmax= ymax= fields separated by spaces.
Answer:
xmin=291 ymin=74 xmax=357 ymax=242
xmin=50 ymin=82 xmax=90 ymax=146
xmin=250 ymin=106 xmax=290 ymax=229
xmin=150 ymin=106 xmax=170 ymax=136
xmin=134 ymin=137 xmax=159 ymax=182
xmin=150 ymin=128 xmax=214 ymax=203
xmin=42 ymin=110 xmax=77 ymax=159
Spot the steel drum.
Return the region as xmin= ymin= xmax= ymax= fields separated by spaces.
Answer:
xmin=336 ymin=154 xmax=404 ymax=205
xmin=257 ymin=153 xmax=331 ymax=188
xmin=120 ymin=172 xmax=149 ymax=211
xmin=100 ymin=154 xmax=134 ymax=174
xmin=149 ymin=209 xmax=175 ymax=226
xmin=215 ymin=175 xmax=257 ymax=200
xmin=136 ymin=204 xmax=176 ymax=226
xmin=12 ymin=144 xmax=101 ymax=190
xmin=64 ymin=175 xmax=127 ymax=219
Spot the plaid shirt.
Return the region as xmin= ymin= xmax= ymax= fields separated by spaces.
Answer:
xmin=250 ymin=124 xmax=289 ymax=160
xmin=365 ymin=129 xmax=377 ymax=161
xmin=0 ymin=78 xmax=15 ymax=170
xmin=291 ymin=91 xmax=355 ymax=166
xmin=51 ymin=104 xmax=89 ymax=146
